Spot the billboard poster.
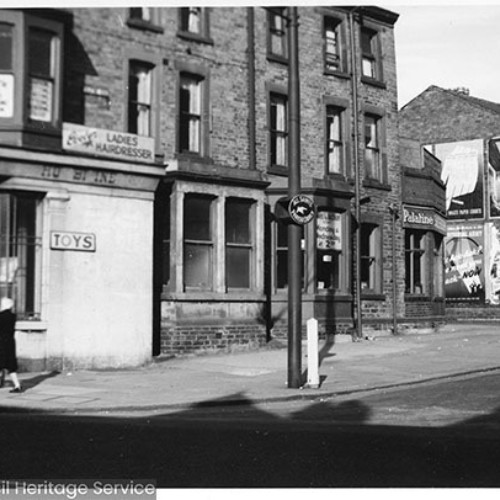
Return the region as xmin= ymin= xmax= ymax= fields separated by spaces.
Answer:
xmin=425 ymin=139 xmax=484 ymax=220
xmin=486 ymin=222 xmax=500 ymax=304
xmin=444 ymin=223 xmax=484 ymax=302
xmin=488 ymin=139 xmax=500 ymax=217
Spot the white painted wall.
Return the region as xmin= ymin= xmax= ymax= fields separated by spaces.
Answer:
xmin=46 ymin=191 xmax=154 ymax=369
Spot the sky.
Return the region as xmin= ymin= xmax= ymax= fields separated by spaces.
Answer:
xmin=391 ymin=3 xmax=500 ymax=108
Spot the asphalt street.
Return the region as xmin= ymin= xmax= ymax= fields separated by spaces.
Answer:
xmin=1 ymin=370 xmax=500 ymax=488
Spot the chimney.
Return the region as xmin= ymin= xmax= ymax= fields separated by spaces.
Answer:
xmin=450 ymin=87 xmax=470 ymax=96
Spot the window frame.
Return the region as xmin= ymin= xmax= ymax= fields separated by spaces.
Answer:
xmin=360 ymin=23 xmax=385 ymax=86
xmin=177 ymin=7 xmax=213 ymax=44
xmin=405 ymin=229 xmax=428 ymax=295
xmin=127 ymin=60 xmax=154 ymax=137
xmin=0 ymin=191 xmax=42 ymax=321
xmin=25 ymin=14 xmax=63 ymax=130
xmin=183 ymin=194 xmax=215 ymax=291
xmin=267 ymin=7 xmax=288 ymax=63
xmin=360 ymin=222 xmax=383 ymax=295
xmin=224 ymin=198 xmax=255 ymax=291
xmin=315 ymin=210 xmax=347 ymax=293
xmin=325 ymin=105 xmax=345 ymax=176
xmin=362 ymin=109 xmax=388 ymax=186
xmin=274 ymin=220 xmax=305 ymax=293
xmin=269 ymin=91 xmax=288 ymax=172
xmin=126 ymin=7 xmax=163 ymax=33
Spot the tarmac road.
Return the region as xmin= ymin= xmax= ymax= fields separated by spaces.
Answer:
xmin=2 ymin=370 xmax=500 ymax=488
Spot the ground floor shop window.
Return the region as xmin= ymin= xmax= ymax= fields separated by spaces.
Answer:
xmin=433 ymin=233 xmax=444 ymax=297
xmin=175 ymin=191 xmax=258 ymax=293
xmin=316 ymin=211 xmax=345 ymax=291
xmin=0 ymin=193 xmax=41 ymax=319
xmin=183 ymin=194 xmax=214 ymax=290
xmin=225 ymin=198 xmax=254 ymax=289
xmin=360 ymin=222 xmax=382 ymax=293
xmin=275 ymin=221 xmax=304 ymax=290
xmin=405 ymin=229 xmax=427 ymax=294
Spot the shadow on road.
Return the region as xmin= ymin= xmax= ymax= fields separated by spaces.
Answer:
xmin=0 ymin=389 xmax=499 ymax=487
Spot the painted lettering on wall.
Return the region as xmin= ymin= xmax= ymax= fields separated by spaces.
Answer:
xmin=50 ymin=231 xmax=96 ymax=252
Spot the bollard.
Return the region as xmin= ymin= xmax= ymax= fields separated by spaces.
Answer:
xmin=307 ymin=318 xmax=319 ymax=389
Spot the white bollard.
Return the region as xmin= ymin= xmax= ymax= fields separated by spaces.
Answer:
xmin=307 ymin=318 xmax=320 ymax=389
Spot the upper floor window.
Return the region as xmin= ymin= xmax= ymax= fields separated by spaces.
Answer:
xmin=405 ymin=230 xmax=427 ymax=294
xmin=267 ymin=8 xmax=288 ymax=61
xmin=326 ymin=106 xmax=344 ymax=175
xmin=28 ymin=27 xmax=59 ymax=123
xmin=360 ymin=222 xmax=382 ymax=294
xmin=0 ymin=11 xmax=63 ymax=148
xmin=364 ymin=114 xmax=382 ymax=181
xmin=130 ymin=7 xmax=152 ymax=22
xmin=127 ymin=8 xmax=163 ymax=32
xmin=180 ymin=7 xmax=201 ymax=33
xmin=225 ymin=198 xmax=254 ymax=290
xmin=324 ymin=17 xmax=342 ymax=73
xmin=270 ymin=93 xmax=288 ymax=168
xmin=361 ymin=26 xmax=382 ymax=81
xmin=128 ymin=61 xmax=153 ymax=136
xmin=178 ymin=7 xmax=211 ymax=42
xmin=179 ymin=73 xmax=203 ymax=154
xmin=0 ymin=23 xmax=14 ymax=118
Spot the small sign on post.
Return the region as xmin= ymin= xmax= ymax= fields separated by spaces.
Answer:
xmin=306 ymin=318 xmax=320 ymax=389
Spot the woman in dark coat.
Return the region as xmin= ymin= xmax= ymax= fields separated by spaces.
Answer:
xmin=0 ymin=297 xmax=22 ymax=393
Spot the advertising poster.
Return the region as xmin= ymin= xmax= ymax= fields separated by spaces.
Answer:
xmin=488 ymin=139 xmax=500 ymax=217
xmin=425 ymin=139 xmax=484 ymax=220
xmin=444 ymin=223 xmax=485 ymax=302
xmin=486 ymin=222 xmax=500 ymax=304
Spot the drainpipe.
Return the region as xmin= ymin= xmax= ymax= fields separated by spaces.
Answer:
xmin=389 ymin=204 xmax=399 ymax=335
xmin=247 ymin=7 xmax=256 ymax=170
xmin=349 ymin=9 xmax=362 ymax=341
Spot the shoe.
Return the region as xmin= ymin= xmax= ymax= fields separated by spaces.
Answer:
xmin=9 ymin=386 xmax=22 ymax=393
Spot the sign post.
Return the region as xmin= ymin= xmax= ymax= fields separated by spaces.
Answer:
xmin=287 ymin=7 xmax=303 ymax=389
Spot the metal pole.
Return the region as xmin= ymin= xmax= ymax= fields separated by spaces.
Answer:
xmin=349 ymin=10 xmax=363 ymax=341
xmin=390 ymin=205 xmax=398 ymax=335
xmin=287 ymin=7 xmax=302 ymax=388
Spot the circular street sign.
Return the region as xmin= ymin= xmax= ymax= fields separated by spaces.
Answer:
xmin=288 ymin=194 xmax=315 ymax=225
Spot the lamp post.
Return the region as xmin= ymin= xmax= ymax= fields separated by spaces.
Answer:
xmin=287 ymin=6 xmax=302 ymax=388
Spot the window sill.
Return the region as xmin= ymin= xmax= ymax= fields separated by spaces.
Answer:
xmin=362 ymin=178 xmax=391 ymax=191
xmin=162 ymin=291 xmax=265 ymax=302
xmin=177 ymin=30 xmax=214 ymax=45
xmin=127 ymin=18 xmax=164 ymax=33
xmin=266 ymin=53 xmax=289 ymax=65
xmin=405 ymin=294 xmax=432 ymax=301
xmin=361 ymin=76 xmax=386 ymax=89
xmin=324 ymin=68 xmax=350 ymax=80
xmin=268 ymin=165 xmax=289 ymax=177
xmin=16 ymin=320 xmax=48 ymax=331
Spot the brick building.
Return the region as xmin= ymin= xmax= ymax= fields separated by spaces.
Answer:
xmin=0 ymin=6 xmax=439 ymax=369
xmin=400 ymin=85 xmax=500 ymax=319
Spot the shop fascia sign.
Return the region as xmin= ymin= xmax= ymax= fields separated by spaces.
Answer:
xmin=403 ymin=205 xmax=447 ymax=235
xmin=62 ymin=123 xmax=155 ymax=164
xmin=50 ymin=231 xmax=96 ymax=252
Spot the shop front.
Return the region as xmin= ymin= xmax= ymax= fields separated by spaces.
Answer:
xmin=403 ymin=204 xmax=447 ymax=322
xmin=0 ymin=125 xmax=164 ymax=371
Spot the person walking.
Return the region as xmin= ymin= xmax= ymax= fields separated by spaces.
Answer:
xmin=0 ymin=297 xmax=22 ymax=393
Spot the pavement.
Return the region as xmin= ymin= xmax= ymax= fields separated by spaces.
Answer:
xmin=1 ymin=322 xmax=500 ymax=415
